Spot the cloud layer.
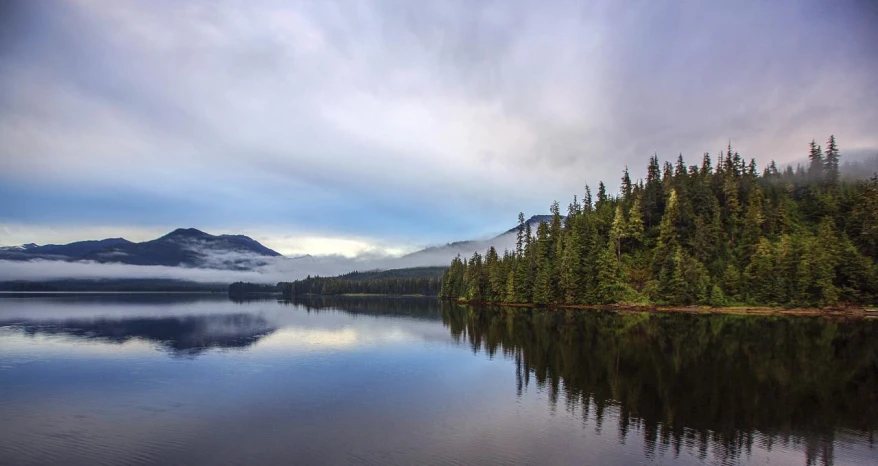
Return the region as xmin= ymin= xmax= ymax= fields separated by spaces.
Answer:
xmin=1 ymin=0 xmax=877 ymax=252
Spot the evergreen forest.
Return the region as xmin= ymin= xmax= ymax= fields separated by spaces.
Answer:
xmin=281 ymin=267 xmax=444 ymax=297
xmin=441 ymin=137 xmax=878 ymax=307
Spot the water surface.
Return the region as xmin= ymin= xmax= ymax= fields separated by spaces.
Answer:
xmin=0 ymin=294 xmax=876 ymax=465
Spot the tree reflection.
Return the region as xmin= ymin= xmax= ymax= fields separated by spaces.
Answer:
xmin=442 ymin=303 xmax=878 ymax=465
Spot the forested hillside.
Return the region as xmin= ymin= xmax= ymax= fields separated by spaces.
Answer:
xmin=441 ymin=137 xmax=878 ymax=307
xmin=281 ymin=267 xmax=445 ymax=297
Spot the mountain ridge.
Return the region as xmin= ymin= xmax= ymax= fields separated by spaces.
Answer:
xmin=0 ymin=228 xmax=281 ymax=270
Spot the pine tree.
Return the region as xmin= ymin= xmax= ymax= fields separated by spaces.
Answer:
xmin=621 ymin=166 xmax=633 ymax=200
xmin=595 ymin=241 xmax=625 ymax=304
xmin=700 ymin=153 xmax=713 ymax=176
xmin=722 ymin=263 xmax=742 ymax=303
xmin=824 ymin=135 xmax=840 ymax=186
xmin=596 ymin=182 xmax=608 ymax=209
xmin=516 ymin=212 xmax=526 ymax=257
xmin=809 ymin=140 xmax=824 ymax=183
xmin=743 ymin=238 xmax=777 ymax=304
xmin=584 ymin=185 xmax=593 ymax=212
xmin=485 ymin=246 xmax=503 ymax=301
xmin=514 ymin=222 xmax=534 ymax=303
xmin=464 ymin=252 xmax=485 ymax=301
xmin=559 ymin=217 xmax=583 ymax=304
xmin=532 ymin=222 xmax=554 ymax=304
xmin=610 ymin=204 xmax=627 ymax=262
xmin=662 ymin=249 xmax=688 ymax=305
xmin=653 ymin=190 xmax=681 ymax=277
xmin=504 ymin=269 xmax=516 ymax=303
xmin=739 ymin=185 xmax=766 ymax=261
xmin=626 ymin=195 xmax=645 ymax=245
xmin=644 ymin=155 xmax=664 ymax=227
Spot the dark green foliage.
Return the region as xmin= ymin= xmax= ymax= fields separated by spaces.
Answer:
xmin=0 ymin=279 xmax=226 ymax=292
xmin=283 ymin=267 xmax=444 ymax=297
xmin=441 ymin=137 xmax=877 ymax=307
xmin=229 ymin=282 xmax=279 ymax=296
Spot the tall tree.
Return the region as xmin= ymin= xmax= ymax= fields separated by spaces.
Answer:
xmin=809 ymin=140 xmax=824 ymax=182
xmin=824 ymin=135 xmax=840 ymax=186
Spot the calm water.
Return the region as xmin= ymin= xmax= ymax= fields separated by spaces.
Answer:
xmin=0 ymin=294 xmax=876 ymax=465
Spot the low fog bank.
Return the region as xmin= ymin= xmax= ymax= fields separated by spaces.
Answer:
xmin=0 ymin=231 xmax=518 ymax=284
xmin=841 ymin=152 xmax=878 ymax=180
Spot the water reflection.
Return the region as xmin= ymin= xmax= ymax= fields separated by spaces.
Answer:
xmin=0 ymin=294 xmax=875 ymax=465
xmin=0 ymin=294 xmax=443 ymax=357
xmin=3 ymin=314 xmax=276 ymax=356
xmin=441 ymin=303 xmax=878 ymax=466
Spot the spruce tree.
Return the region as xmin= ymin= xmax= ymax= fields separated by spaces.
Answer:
xmin=610 ymin=204 xmax=627 ymax=262
xmin=595 ymin=241 xmax=625 ymax=304
xmin=596 ymin=182 xmax=608 ymax=209
xmin=824 ymin=135 xmax=840 ymax=186
xmin=809 ymin=140 xmax=824 ymax=182
xmin=621 ymin=166 xmax=633 ymax=200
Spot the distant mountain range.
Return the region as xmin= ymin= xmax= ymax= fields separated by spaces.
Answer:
xmin=0 ymin=216 xmax=557 ymax=277
xmin=0 ymin=228 xmax=281 ymax=270
xmin=399 ymin=215 xmax=558 ymax=264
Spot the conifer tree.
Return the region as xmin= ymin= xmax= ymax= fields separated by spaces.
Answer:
xmin=824 ymin=135 xmax=840 ymax=186
xmin=584 ymin=185 xmax=593 ymax=212
xmin=595 ymin=241 xmax=625 ymax=304
xmin=441 ymin=135 xmax=876 ymax=308
xmin=621 ymin=166 xmax=633 ymax=200
xmin=516 ymin=212 xmax=526 ymax=257
xmin=644 ymin=155 xmax=664 ymax=227
xmin=626 ymin=195 xmax=645 ymax=245
xmin=596 ymin=182 xmax=608 ymax=209
xmin=559 ymin=216 xmax=583 ymax=304
xmin=744 ymin=238 xmax=777 ymax=304
xmin=809 ymin=140 xmax=824 ymax=182
xmin=610 ymin=204 xmax=627 ymax=262
xmin=485 ymin=246 xmax=503 ymax=301
xmin=653 ymin=190 xmax=681 ymax=277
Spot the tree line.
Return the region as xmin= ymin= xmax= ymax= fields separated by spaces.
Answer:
xmin=441 ymin=136 xmax=878 ymax=307
xmin=228 ymin=281 xmax=280 ymax=295
xmin=281 ymin=268 xmax=444 ymax=297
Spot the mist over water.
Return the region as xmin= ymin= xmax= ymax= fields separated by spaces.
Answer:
xmin=1 ymin=294 xmax=875 ymax=465
xmin=0 ymin=229 xmax=516 ymax=284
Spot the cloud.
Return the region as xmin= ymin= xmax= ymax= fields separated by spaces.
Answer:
xmin=0 ymin=228 xmax=519 ymax=284
xmin=1 ymin=0 xmax=876 ymax=247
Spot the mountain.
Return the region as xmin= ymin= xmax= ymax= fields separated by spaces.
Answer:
xmin=0 ymin=243 xmax=38 ymax=252
xmin=501 ymin=215 xmax=555 ymax=235
xmin=0 ymin=228 xmax=282 ymax=270
xmin=398 ymin=215 xmax=558 ymax=266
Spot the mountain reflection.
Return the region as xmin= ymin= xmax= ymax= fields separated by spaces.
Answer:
xmin=0 ymin=295 xmax=442 ymax=357
xmin=2 ymin=313 xmax=276 ymax=356
xmin=441 ymin=303 xmax=878 ymax=466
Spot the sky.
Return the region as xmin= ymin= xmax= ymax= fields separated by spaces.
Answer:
xmin=1 ymin=0 xmax=877 ymax=257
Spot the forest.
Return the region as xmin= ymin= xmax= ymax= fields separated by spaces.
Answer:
xmin=441 ymin=136 xmax=878 ymax=307
xmin=280 ymin=267 xmax=444 ymax=297
xmin=228 ymin=281 xmax=280 ymax=296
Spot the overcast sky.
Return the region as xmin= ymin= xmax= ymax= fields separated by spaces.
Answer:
xmin=1 ymin=0 xmax=877 ymax=257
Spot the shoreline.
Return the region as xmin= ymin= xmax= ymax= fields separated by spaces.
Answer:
xmin=445 ymin=299 xmax=877 ymax=318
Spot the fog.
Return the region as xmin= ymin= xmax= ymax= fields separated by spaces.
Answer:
xmin=0 ymin=230 xmax=520 ymax=284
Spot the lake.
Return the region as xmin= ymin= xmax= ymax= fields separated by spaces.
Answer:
xmin=0 ymin=294 xmax=876 ymax=465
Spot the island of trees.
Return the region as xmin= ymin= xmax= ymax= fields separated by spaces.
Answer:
xmin=441 ymin=136 xmax=878 ymax=308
